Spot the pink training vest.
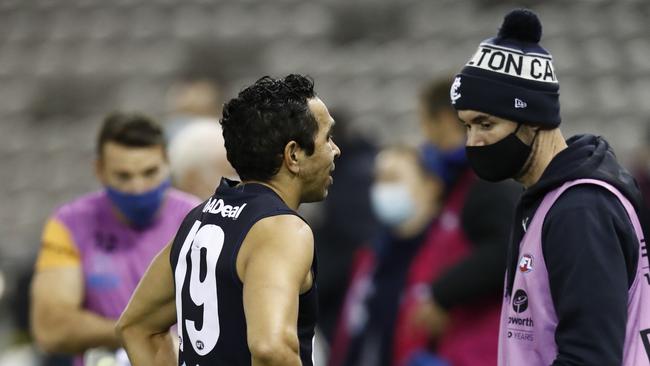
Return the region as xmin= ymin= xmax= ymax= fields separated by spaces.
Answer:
xmin=498 ymin=179 xmax=650 ymax=366
xmin=53 ymin=189 xmax=200 ymax=366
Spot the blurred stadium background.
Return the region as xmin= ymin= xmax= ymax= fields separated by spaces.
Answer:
xmin=0 ymin=0 xmax=649 ymax=359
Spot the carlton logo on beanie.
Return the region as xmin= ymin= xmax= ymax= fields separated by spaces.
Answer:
xmin=450 ymin=76 xmax=462 ymax=104
xmin=466 ymin=43 xmax=557 ymax=83
xmin=451 ymin=9 xmax=561 ymax=129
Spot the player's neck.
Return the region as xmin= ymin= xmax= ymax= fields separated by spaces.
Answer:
xmin=241 ymin=179 xmax=301 ymax=210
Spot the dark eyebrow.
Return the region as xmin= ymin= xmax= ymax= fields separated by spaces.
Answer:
xmin=114 ymin=170 xmax=132 ymax=177
xmin=142 ymin=166 xmax=159 ymax=175
xmin=470 ymin=114 xmax=490 ymax=124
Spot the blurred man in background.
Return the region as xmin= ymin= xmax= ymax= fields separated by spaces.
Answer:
xmin=329 ymin=146 xmax=445 ymax=366
xmin=165 ymin=77 xmax=238 ymax=201
xmin=405 ymin=78 xmax=519 ymax=366
xmin=168 ymin=120 xmax=237 ymax=200
xmin=163 ymin=79 xmax=223 ymax=139
xmin=30 ymin=112 xmax=200 ymax=366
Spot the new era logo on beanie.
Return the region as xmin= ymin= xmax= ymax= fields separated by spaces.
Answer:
xmin=515 ymin=98 xmax=527 ymax=108
xmin=451 ymin=9 xmax=561 ymax=129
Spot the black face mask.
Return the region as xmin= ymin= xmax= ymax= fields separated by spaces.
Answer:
xmin=465 ymin=125 xmax=533 ymax=182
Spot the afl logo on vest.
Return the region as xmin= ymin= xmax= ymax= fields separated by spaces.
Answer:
xmin=518 ymin=254 xmax=534 ymax=273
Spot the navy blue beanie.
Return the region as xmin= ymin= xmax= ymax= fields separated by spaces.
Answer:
xmin=451 ymin=9 xmax=561 ymax=129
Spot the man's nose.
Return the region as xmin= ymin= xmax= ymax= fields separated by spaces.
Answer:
xmin=333 ymin=141 xmax=341 ymax=158
xmin=126 ymin=177 xmax=150 ymax=194
xmin=465 ymin=129 xmax=485 ymax=147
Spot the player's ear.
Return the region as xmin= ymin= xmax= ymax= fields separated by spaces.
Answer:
xmin=284 ymin=141 xmax=302 ymax=175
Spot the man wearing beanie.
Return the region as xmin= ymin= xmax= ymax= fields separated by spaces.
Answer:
xmin=451 ymin=8 xmax=650 ymax=366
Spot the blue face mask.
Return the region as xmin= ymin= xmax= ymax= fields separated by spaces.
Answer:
xmin=105 ymin=180 xmax=171 ymax=229
xmin=370 ymin=183 xmax=415 ymax=227
xmin=419 ymin=143 xmax=468 ymax=188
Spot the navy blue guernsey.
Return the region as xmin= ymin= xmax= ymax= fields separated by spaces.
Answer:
xmin=170 ymin=178 xmax=318 ymax=366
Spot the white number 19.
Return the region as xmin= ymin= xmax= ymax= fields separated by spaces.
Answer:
xmin=174 ymin=220 xmax=224 ymax=356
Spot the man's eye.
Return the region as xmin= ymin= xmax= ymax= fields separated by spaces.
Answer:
xmin=144 ymin=167 xmax=159 ymax=177
xmin=116 ymin=173 xmax=130 ymax=181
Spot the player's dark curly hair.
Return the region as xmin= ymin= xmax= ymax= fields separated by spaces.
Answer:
xmin=220 ymin=74 xmax=319 ymax=181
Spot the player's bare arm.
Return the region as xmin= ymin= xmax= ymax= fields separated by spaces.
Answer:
xmin=238 ymin=214 xmax=314 ymax=366
xmin=31 ymin=266 xmax=121 ymax=354
xmin=116 ymin=242 xmax=177 ymax=366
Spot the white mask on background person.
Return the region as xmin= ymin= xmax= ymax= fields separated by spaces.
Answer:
xmin=370 ymin=183 xmax=416 ymax=227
